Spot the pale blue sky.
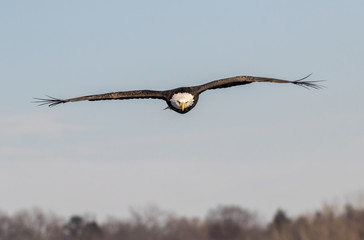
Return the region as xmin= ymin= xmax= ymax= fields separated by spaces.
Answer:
xmin=1 ymin=1 xmax=363 ymax=221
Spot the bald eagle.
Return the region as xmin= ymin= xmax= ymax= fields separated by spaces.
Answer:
xmin=34 ymin=74 xmax=322 ymax=114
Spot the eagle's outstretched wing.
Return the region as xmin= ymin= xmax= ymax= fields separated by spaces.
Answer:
xmin=34 ymin=90 xmax=167 ymax=107
xmin=192 ymin=74 xmax=323 ymax=94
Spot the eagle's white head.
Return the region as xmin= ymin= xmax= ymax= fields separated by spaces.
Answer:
xmin=170 ymin=93 xmax=194 ymax=112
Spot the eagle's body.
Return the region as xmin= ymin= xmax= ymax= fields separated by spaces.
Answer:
xmin=35 ymin=74 xmax=322 ymax=114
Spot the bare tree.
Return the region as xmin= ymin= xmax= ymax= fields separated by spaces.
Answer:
xmin=2 ymin=200 xmax=364 ymax=240
xmin=205 ymin=205 xmax=261 ymax=240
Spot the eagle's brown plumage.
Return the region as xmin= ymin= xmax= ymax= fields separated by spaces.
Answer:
xmin=34 ymin=74 xmax=323 ymax=114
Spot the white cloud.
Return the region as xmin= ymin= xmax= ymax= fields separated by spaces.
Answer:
xmin=0 ymin=111 xmax=89 ymax=160
xmin=0 ymin=111 xmax=88 ymax=139
xmin=1 ymin=157 xmax=363 ymax=221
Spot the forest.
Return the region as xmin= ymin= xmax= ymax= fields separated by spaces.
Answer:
xmin=1 ymin=202 xmax=364 ymax=240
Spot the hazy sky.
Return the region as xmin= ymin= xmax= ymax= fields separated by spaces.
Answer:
xmin=1 ymin=1 xmax=363 ymax=221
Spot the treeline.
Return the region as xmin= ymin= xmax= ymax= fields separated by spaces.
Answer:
xmin=1 ymin=203 xmax=364 ymax=240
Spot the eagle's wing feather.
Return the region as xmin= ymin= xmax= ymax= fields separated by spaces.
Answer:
xmin=34 ymin=90 xmax=167 ymax=107
xmin=193 ymin=74 xmax=323 ymax=94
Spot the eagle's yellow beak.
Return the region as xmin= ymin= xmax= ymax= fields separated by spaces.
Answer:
xmin=182 ymin=102 xmax=185 ymax=111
